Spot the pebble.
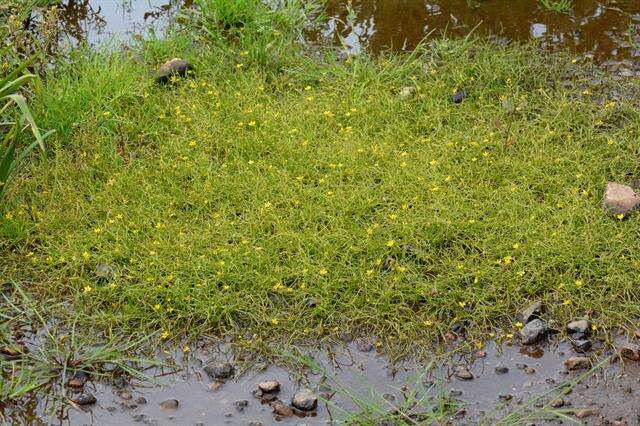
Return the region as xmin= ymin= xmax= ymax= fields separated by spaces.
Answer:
xmin=571 ymin=338 xmax=592 ymax=353
xmin=258 ymin=380 xmax=280 ymax=393
xmin=454 ymin=366 xmax=473 ymax=380
xmin=495 ymin=366 xmax=509 ymax=375
xmin=399 ymin=86 xmax=416 ymax=99
xmin=207 ymin=380 xmax=224 ymax=391
xmin=519 ymin=300 xmax=542 ymax=324
xmin=567 ymin=319 xmax=590 ymax=334
xmin=520 ymin=319 xmax=547 ymax=345
xmin=247 ymin=422 xmax=263 ymax=426
xmin=234 ymin=400 xmax=248 ymax=411
xmin=155 ymin=58 xmax=193 ymax=84
xmin=564 ymin=356 xmax=590 ymax=370
xmin=272 ymin=401 xmax=293 ymax=417
xmin=354 ymin=338 xmax=373 ymax=352
xmin=515 ymin=363 xmax=527 ymax=370
xmin=524 ymin=367 xmax=536 ymax=375
xmin=95 ymin=263 xmax=119 ymax=280
xmin=67 ymin=371 xmax=89 ymax=388
xmin=603 ymin=182 xmax=640 ymax=215
xmin=204 ymin=362 xmax=235 ymax=379
xmin=71 ymin=391 xmax=97 ymax=405
xmin=550 ymin=398 xmax=564 ymax=408
xmin=474 ymin=350 xmax=487 ymax=358
xmin=575 ymin=408 xmax=599 ymax=419
xmin=620 ymin=343 xmax=640 ymax=361
xmin=498 ymin=394 xmax=513 ymax=402
xmin=291 ymin=390 xmax=318 ymax=411
xmin=159 ymin=399 xmax=179 ymax=411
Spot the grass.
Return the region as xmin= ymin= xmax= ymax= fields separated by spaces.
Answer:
xmin=2 ymin=0 xmax=640 ymax=353
xmin=538 ymin=0 xmax=573 ymax=13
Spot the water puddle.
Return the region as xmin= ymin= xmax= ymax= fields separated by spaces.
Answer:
xmin=45 ymin=0 xmax=640 ymax=63
xmin=4 ymin=338 xmax=639 ymax=425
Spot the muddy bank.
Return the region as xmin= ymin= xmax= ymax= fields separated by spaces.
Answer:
xmin=4 ymin=337 xmax=639 ymax=425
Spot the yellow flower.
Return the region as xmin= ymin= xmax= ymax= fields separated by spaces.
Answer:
xmin=154 ymin=304 xmax=161 ymax=310
xmin=515 ymin=321 xmax=523 ymax=329
xmin=575 ymin=279 xmax=583 ymax=287
xmin=616 ymin=213 xmax=624 ymax=220
xmin=386 ymin=240 xmax=395 ymax=247
xmin=182 ymin=346 xmax=190 ymax=353
xmin=83 ymin=285 xmax=92 ymax=294
xmin=82 ymin=251 xmax=90 ymax=261
xmin=161 ymin=330 xmax=170 ymax=340
xmin=319 ymin=268 xmax=328 ymax=276
xmin=423 ymin=320 xmax=433 ymax=326
xmin=458 ymin=301 xmax=467 ymax=308
xmin=563 ymin=299 xmax=572 ymax=306
xmin=270 ymin=318 xmax=279 ymax=325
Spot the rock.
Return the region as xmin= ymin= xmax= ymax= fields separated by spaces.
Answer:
xmin=159 ymin=399 xmax=179 ymax=411
xmin=474 ymin=350 xmax=486 ymax=358
xmin=155 ymin=58 xmax=193 ymax=84
xmin=571 ymin=338 xmax=592 ymax=353
xmin=567 ymin=320 xmax=590 ymax=334
xmin=519 ymin=301 xmax=542 ymax=324
xmin=603 ymin=182 xmax=640 ymax=215
xmin=272 ymin=401 xmax=293 ymax=417
xmin=495 ymin=366 xmax=509 ymax=375
xmin=339 ymin=331 xmax=354 ymax=343
xmin=550 ymin=398 xmax=564 ymax=408
xmin=204 ymin=362 xmax=235 ymax=379
xmin=234 ymin=400 xmax=248 ymax=411
xmin=515 ymin=363 xmax=527 ymax=370
xmin=258 ymin=380 xmax=280 ymax=393
xmin=520 ymin=319 xmax=547 ymax=345
xmin=452 ymin=89 xmax=466 ymax=103
xmin=564 ymin=356 xmax=590 ymax=370
xmin=68 ymin=371 xmax=89 ymax=388
xmin=620 ymin=343 xmax=640 ymax=361
xmin=135 ymin=396 xmax=147 ymax=405
xmin=95 ymin=263 xmax=118 ymax=280
xmin=454 ymin=366 xmax=473 ymax=380
xmin=207 ymin=380 xmax=224 ymax=391
xmin=291 ymin=390 xmax=317 ymax=411
xmin=354 ymin=338 xmax=373 ymax=352
xmin=381 ymin=255 xmax=395 ymax=271
xmin=399 ymin=86 xmax=416 ymax=99
xmin=498 ymin=394 xmax=513 ymax=402
xmin=575 ymin=408 xmax=599 ymax=419
xmin=524 ymin=367 xmax=536 ymax=375
xmin=71 ymin=391 xmax=97 ymax=405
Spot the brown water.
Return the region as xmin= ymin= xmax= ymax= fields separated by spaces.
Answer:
xmin=51 ymin=0 xmax=640 ymax=63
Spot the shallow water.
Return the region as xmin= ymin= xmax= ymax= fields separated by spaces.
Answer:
xmin=51 ymin=0 xmax=640 ymax=62
xmin=4 ymin=339 xmax=640 ymax=425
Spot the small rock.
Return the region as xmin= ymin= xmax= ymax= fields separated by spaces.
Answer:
xmin=135 ymin=396 xmax=147 ymax=405
xmin=567 ymin=320 xmax=590 ymax=334
xmin=234 ymin=400 xmax=248 ymax=411
xmin=155 ymin=58 xmax=193 ymax=84
xmin=550 ymin=398 xmax=564 ymax=408
xmin=68 ymin=371 xmax=89 ymax=388
xmin=575 ymin=408 xmax=599 ymax=419
xmin=204 ymin=362 xmax=235 ymax=379
xmin=524 ymin=367 xmax=536 ymax=375
xmin=95 ymin=263 xmax=119 ymax=280
xmin=399 ymin=86 xmax=416 ymax=99
xmin=454 ymin=366 xmax=473 ymax=380
xmin=381 ymin=255 xmax=395 ymax=271
xmin=498 ymin=394 xmax=513 ymax=402
xmin=520 ymin=319 xmax=547 ymax=345
xmin=382 ymin=393 xmax=396 ymax=402
xmin=339 ymin=331 xmax=354 ymax=343
xmin=603 ymin=182 xmax=640 ymax=215
xmin=207 ymin=380 xmax=224 ymax=391
xmin=258 ymin=380 xmax=280 ymax=393
xmin=449 ymin=390 xmax=463 ymax=397
xmin=452 ymin=89 xmax=466 ymax=103
xmin=71 ymin=391 xmax=97 ymax=405
xmin=495 ymin=366 xmax=509 ymax=375
xmin=515 ymin=363 xmax=527 ymax=370
xmin=620 ymin=343 xmax=640 ymax=361
xmin=248 ymin=422 xmax=263 ymax=426
xmin=474 ymin=350 xmax=487 ymax=358
xmin=519 ymin=301 xmax=543 ymax=324
xmin=354 ymin=338 xmax=373 ymax=352
xmin=564 ymin=356 xmax=590 ymax=370
xmin=291 ymin=390 xmax=317 ymax=411
xmin=272 ymin=401 xmax=293 ymax=417
xmin=159 ymin=399 xmax=179 ymax=411
xmin=571 ymin=338 xmax=592 ymax=353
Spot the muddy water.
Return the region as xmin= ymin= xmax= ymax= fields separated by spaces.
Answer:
xmin=52 ymin=0 xmax=640 ymax=63
xmin=4 ymin=340 xmax=640 ymax=425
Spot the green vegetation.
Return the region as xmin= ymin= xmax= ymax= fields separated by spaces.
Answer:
xmin=538 ymin=0 xmax=573 ymax=13
xmin=2 ymin=0 xmax=640 ymax=353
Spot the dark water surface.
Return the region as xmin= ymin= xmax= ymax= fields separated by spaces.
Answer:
xmin=55 ymin=0 xmax=640 ymax=62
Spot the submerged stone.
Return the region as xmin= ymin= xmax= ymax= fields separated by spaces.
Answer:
xmin=520 ymin=319 xmax=547 ymax=345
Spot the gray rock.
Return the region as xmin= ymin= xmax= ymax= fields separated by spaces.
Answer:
xmin=71 ymin=391 xmax=97 ymax=405
xmin=498 ymin=394 xmax=513 ymax=401
xmin=519 ymin=301 xmax=542 ymax=324
xmin=272 ymin=401 xmax=293 ymax=417
xmin=571 ymin=338 xmax=592 ymax=353
xmin=520 ymin=319 xmax=547 ymax=345
xmin=452 ymin=89 xmax=466 ymax=103
xmin=564 ymin=356 xmax=590 ymax=370
xmin=603 ymin=182 xmax=640 ymax=215
xmin=495 ymin=366 xmax=509 ymax=375
xmin=567 ymin=320 xmax=590 ymax=334
xmin=204 ymin=362 xmax=235 ymax=379
xmin=291 ymin=390 xmax=317 ymax=411
xmin=258 ymin=380 xmax=280 ymax=393
xmin=524 ymin=367 xmax=536 ymax=375
xmin=575 ymin=408 xmax=599 ymax=419
xmin=67 ymin=371 xmax=89 ymax=388
xmin=159 ymin=399 xmax=179 ymax=411
xmin=95 ymin=263 xmax=118 ymax=280
xmin=550 ymin=398 xmax=564 ymax=408
xmin=155 ymin=58 xmax=193 ymax=84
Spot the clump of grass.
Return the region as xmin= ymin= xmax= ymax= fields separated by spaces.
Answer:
xmin=2 ymin=0 xmax=640 ymax=350
xmin=539 ymin=0 xmax=573 ymax=13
